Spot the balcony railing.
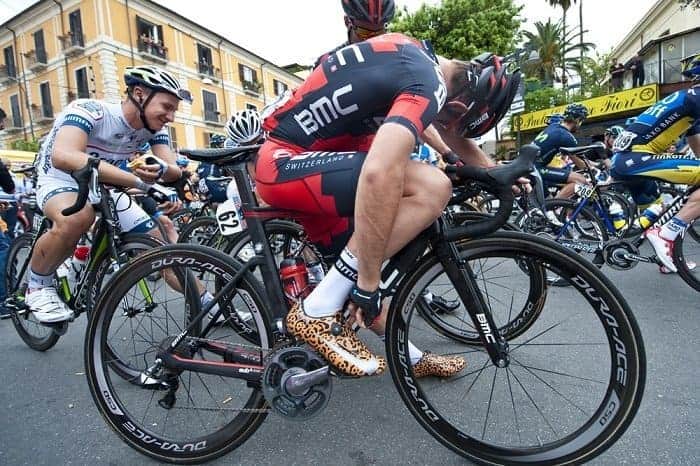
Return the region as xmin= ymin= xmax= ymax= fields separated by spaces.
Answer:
xmin=25 ymin=49 xmax=48 ymax=72
xmin=138 ymin=37 xmax=168 ymax=63
xmin=32 ymin=105 xmax=53 ymax=124
xmin=0 ymin=64 xmax=16 ymax=85
xmin=203 ymin=112 xmax=224 ymax=125
xmin=59 ymin=31 xmax=85 ymax=56
xmin=197 ymin=62 xmax=220 ymax=81
xmin=242 ymin=80 xmax=262 ymax=96
xmin=4 ymin=118 xmax=23 ymax=133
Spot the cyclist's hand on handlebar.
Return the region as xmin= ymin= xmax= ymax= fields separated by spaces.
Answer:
xmin=0 ymin=201 xmax=9 ymax=213
xmin=513 ymin=177 xmax=532 ymax=195
xmin=160 ymin=200 xmax=182 ymax=216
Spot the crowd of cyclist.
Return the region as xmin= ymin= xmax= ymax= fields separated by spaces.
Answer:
xmin=0 ymin=0 xmax=698 ymax=377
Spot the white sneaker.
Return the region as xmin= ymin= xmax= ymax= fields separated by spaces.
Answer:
xmin=202 ymin=292 xmax=225 ymax=324
xmin=26 ymin=287 xmax=73 ymax=323
xmin=646 ymin=227 xmax=677 ymax=273
xmin=660 ymin=260 xmax=697 ymax=274
xmin=545 ymin=210 xmax=564 ymax=227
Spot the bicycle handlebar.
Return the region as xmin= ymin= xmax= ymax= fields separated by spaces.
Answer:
xmin=61 ymin=157 xmax=101 ymax=216
xmin=444 ymin=144 xmax=539 ymax=241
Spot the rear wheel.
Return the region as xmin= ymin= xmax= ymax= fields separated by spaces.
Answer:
xmin=674 ymin=219 xmax=700 ymax=291
xmin=6 ymin=233 xmax=60 ymax=351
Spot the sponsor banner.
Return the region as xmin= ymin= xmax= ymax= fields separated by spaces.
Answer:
xmin=515 ymin=84 xmax=659 ymax=132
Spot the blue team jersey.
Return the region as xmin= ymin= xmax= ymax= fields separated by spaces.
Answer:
xmin=619 ymin=87 xmax=700 ymax=154
xmin=532 ymin=123 xmax=578 ymax=166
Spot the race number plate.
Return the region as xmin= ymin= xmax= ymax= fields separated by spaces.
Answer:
xmin=574 ymin=183 xmax=594 ymax=198
xmin=216 ymin=200 xmax=245 ymax=236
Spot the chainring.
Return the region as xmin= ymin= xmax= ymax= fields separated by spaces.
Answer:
xmin=262 ymin=344 xmax=332 ymax=421
xmin=602 ymin=239 xmax=640 ymax=270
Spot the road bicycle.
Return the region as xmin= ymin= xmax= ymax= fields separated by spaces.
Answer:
xmin=84 ymin=145 xmax=645 ymax=464
xmin=4 ymin=158 xmax=165 ymax=351
xmin=517 ymin=144 xmax=700 ymax=291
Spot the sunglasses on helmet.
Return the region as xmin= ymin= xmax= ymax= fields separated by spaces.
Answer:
xmin=176 ymin=89 xmax=193 ymax=104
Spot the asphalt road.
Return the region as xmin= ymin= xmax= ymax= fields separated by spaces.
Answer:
xmin=1 ymin=241 xmax=698 ymax=466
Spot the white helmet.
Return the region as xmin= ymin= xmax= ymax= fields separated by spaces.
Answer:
xmin=124 ymin=65 xmax=192 ymax=104
xmin=226 ymin=109 xmax=262 ymax=145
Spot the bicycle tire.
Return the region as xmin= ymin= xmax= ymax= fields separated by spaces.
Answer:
xmin=6 ymin=233 xmax=60 ymax=351
xmin=673 ymin=220 xmax=700 ymax=292
xmin=386 ymin=231 xmax=645 ymax=465
xmin=85 ymin=244 xmax=274 ymax=463
xmin=177 ymin=215 xmax=222 ymax=247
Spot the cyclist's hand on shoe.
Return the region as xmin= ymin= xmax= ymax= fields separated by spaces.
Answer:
xmin=147 ymin=185 xmax=179 ymax=205
xmin=512 ymin=177 xmax=532 ymax=195
xmin=134 ymin=163 xmax=163 ymax=183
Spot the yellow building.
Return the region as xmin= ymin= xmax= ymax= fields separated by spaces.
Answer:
xmin=0 ymin=0 xmax=302 ymax=150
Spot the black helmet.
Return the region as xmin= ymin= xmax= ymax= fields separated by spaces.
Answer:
xmin=563 ymin=103 xmax=589 ymax=121
xmin=342 ymin=0 xmax=395 ymax=31
xmin=439 ymin=53 xmax=522 ymax=138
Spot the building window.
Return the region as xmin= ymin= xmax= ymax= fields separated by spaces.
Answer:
xmin=75 ymin=68 xmax=89 ymax=98
xmin=197 ymin=44 xmax=214 ymax=76
xmin=34 ymin=29 xmax=47 ymax=64
xmin=661 ymin=39 xmax=682 ymax=83
xmin=68 ymin=9 xmax=84 ymax=47
xmin=40 ymin=82 xmax=53 ymax=117
xmin=239 ymin=64 xmax=260 ymax=93
xmin=245 ymin=103 xmax=258 ymax=111
xmin=9 ymin=94 xmax=21 ymax=127
xmin=3 ymin=46 xmax=16 ymax=77
xmin=136 ymin=17 xmax=166 ymax=60
xmin=273 ymin=79 xmax=288 ymax=96
xmin=167 ymin=126 xmax=178 ymax=151
xmin=202 ymin=89 xmax=219 ymax=122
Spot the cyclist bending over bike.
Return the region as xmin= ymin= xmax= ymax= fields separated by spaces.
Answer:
xmin=256 ymin=32 xmax=520 ymax=377
xmin=611 ymin=53 xmax=700 ymax=273
xmin=534 ymin=103 xmax=591 ymax=199
xmin=29 ymin=65 xmax=190 ymax=323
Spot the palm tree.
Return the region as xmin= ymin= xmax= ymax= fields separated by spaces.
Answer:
xmin=547 ymin=0 xmax=578 ymax=92
xmin=522 ymin=19 xmax=594 ymax=86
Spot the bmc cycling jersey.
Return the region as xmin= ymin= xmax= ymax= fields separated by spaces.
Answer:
xmin=256 ymin=33 xmax=446 ymax=258
xmin=313 ymin=41 xmax=349 ymax=69
xmin=611 ymin=86 xmax=700 ymax=203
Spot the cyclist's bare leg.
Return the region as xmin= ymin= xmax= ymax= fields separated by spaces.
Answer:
xmin=30 ymin=192 xmax=95 ymax=276
xmin=556 ymin=172 xmax=587 ymax=199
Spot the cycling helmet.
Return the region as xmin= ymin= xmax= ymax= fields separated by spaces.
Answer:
xmin=342 ymin=0 xmax=395 ymax=31
xmin=124 ymin=65 xmax=192 ymax=133
xmin=604 ymin=125 xmax=624 ymax=137
xmin=209 ymin=134 xmax=226 ymax=148
xmin=176 ymin=155 xmax=190 ymax=168
xmin=226 ymin=109 xmax=262 ymax=145
xmin=437 ymin=53 xmax=522 ymax=138
xmin=546 ymin=113 xmax=564 ymax=125
xmin=680 ymin=53 xmax=700 ymax=80
xmin=563 ymin=103 xmax=589 ymax=121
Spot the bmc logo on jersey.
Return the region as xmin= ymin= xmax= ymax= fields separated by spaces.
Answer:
xmin=293 ymin=84 xmax=359 ymax=136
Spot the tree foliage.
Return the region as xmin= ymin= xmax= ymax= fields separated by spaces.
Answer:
xmin=390 ymin=0 xmax=523 ymax=59
xmin=10 ymin=138 xmax=40 ymax=152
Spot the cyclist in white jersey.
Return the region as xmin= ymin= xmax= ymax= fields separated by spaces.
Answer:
xmin=28 ymin=65 xmax=191 ymax=323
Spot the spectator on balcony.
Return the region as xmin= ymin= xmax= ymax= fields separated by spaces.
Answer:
xmin=609 ymin=59 xmax=625 ymax=92
xmin=628 ymin=54 xmax=645 ymax=87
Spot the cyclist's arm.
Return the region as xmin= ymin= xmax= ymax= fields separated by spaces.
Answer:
xmin=52 ymin=126 xmax=152 ymax=189
xmin=354 ymin=122 xmax=415 ymax=290
xmin=688 ymin=133 xmax=700 ymax=157
xmin=150 ymin=143 xmax=182 ymax=183
xmin=421 ymin=124 xmax=451 ymax=158
xmin=434 ymin=125 xmax=494 ymax=167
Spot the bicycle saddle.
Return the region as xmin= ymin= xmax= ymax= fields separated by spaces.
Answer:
xmin=559 ymin=143 xmax=606 ymax=156
xmin=179 ymin=145 xmax=261 ymax=165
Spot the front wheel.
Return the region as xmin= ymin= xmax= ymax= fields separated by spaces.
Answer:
xmin=673 ymin=219 xmax=700 ymax=291
xmin=386 ymin=231 xmax=645 ymax=465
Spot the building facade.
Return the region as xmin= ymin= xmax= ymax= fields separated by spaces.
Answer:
xmin=0 ymin=0 xmax=302 ymax=150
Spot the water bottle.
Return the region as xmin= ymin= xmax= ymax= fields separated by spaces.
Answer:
xmin=607 ymin=201 xmax=627 ymax=231
xmin=225 ymin=180 xmax=247 ymax=230
xmin=67 ymin=245 xmax=91 ymax=283
xmin=638 ymin=203 xmax=663 ymax=229
xmin=279 ymin=257 xmax=310 ymax=303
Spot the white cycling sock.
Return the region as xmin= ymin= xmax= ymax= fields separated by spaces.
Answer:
xmin=660 ymin=217 xmax=688 ymax=241
xmin=303 ymin=247 xmax=358 ymax=318
xmin=28 ymin=269 xmax=54 ymax=291
xmin=376 ymin=333 xmax=423 ymax=365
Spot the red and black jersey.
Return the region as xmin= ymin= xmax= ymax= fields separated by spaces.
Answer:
xmin=263 ymin=33 xmax=447 ymax=152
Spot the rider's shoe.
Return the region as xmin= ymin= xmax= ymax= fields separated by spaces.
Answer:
xmin=202 ymin=292 xmax=224 ymax=325
xmin=545 ymin=210 xmax=564 ymax=227
xmin=424 ymin=291 xmax=460 ymax=314
xmin=286 ymin=302 xmax=386 ymax=377
xmin=26 ymin=287 xmax=73 ymax=323
xmin=646 ymin=227 xmax=677 ymax=273
xmin=660 ymin=260 xmax=697 ymax=274
xmin=413 ymin=352 xmax=466 ymax=378
xmin=0 ymin=306 xmax=11 ymax=320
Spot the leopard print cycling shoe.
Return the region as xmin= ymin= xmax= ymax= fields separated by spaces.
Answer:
xmin=285 ymin=303 xmax=386 ymax=377
xmin=413 ymin=352 xmax=466 ymax=378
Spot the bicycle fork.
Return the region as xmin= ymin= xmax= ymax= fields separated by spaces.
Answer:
xmin=434 ymin=240 xmax=510 ymax=367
